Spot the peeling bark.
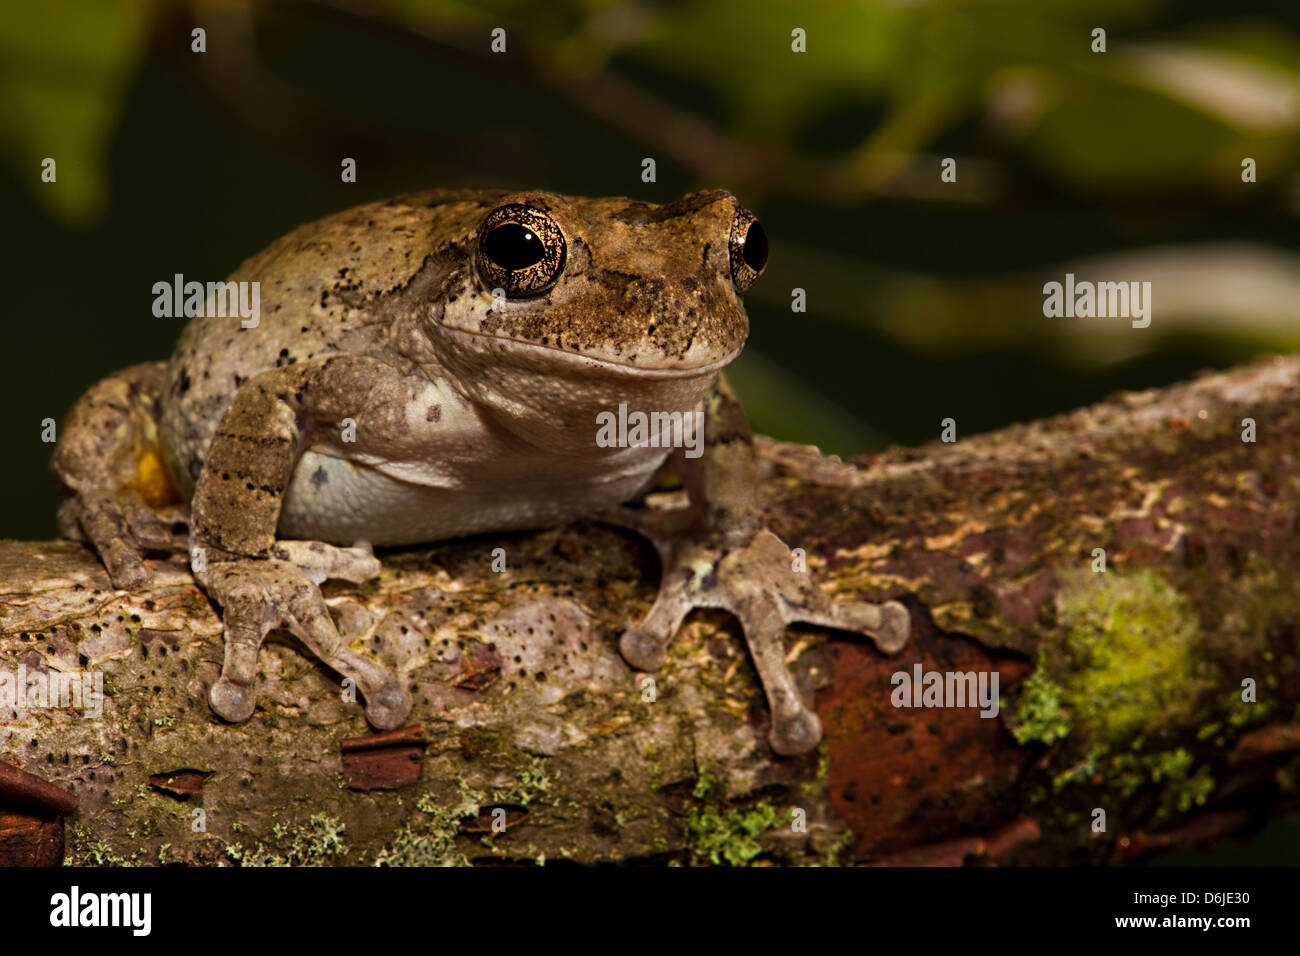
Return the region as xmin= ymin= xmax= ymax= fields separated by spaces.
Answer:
xmin=3 ymin=355 xmax=1300 ymax=866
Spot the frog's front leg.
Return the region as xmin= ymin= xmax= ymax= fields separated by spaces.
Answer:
xmin=190 ymin=355 xmax=411 ymax=730
xmin=612 ymin=376 xmax=910 ymax=755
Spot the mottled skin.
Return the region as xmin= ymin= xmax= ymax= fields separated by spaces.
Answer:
xmin=53 ymin=188 xmax=909 ymax=755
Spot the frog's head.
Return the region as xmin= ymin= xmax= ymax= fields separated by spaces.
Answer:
xmin=435 ymin=189 xmax=764 ymax=374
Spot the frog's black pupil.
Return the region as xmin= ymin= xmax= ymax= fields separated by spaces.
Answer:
xmin=742 ymin=220 xmax=768 ymax=272
xmin=486 ymin=223 xmax=545 ymax=270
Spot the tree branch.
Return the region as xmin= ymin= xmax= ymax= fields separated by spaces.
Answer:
xmin=3 ymin=355 xmax=1299 ymax=865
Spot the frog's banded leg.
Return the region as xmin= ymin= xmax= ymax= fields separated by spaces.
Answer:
xmin=191 ymin=355 xmax=411 ymax=730
xmin=51 ymin=361 xmax=179 ymax=588
xmin=611 ymin=374 xmax=910 ymax=755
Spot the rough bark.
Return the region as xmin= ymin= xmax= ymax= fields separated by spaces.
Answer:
xmin=3 ymin=355 xmax=1300 ymax=866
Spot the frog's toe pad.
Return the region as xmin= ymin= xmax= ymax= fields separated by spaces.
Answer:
xmin=209 ymin=677 xmax=257 ymax=723
xmin=877 ymin=601 xmax=911 ymax=653
xmin=364 ymin=681 xmax=413 ymax=731
xmin=770 ymin=710 xmax=823 ymax=757
xmin=620 ymin=626 xmax=669 ymax=671
xmin=106 ymin=549 xmax=156 ymax=591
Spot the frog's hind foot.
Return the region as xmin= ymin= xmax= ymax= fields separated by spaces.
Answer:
xmin=57 ymin=493 xmax=176 ymax=589
xmin=616 ymin=522 xmax=910 ymax=756
xmin=51 ymin=361 xmax=183 ymax=590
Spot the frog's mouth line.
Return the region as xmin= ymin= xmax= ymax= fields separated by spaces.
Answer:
xmin=434 ymin=322 xmax=744 ymax=380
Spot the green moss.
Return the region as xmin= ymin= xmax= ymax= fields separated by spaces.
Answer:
xmin=1049 ymin=747 xmax=1100 ymax=791
xmin=1011 ymin=569 xmax=1210 ymax=745
xmin=1007 ymin=570 xmax=1224 ymax=826
xmin=1151 ymin=750 xmax=1214 ymax=814
xmin=1110 ymin=748 xmax=1214 ymax=822
xmin=285 ymin=814 xmax=348 ymax=865
xmin=371 ymin=756 xmax=551 ymax=866
xmin=1196 ymin=721 xmax=1222 ymax=741
xmin=1054 ymin=570 xmax=1202 ymax=743
xmin=1224 ymin=688 xmax=1271 ymax=731
xmin=820 ymin=829 xmax=854 ymax=867
xmin=692 ymin=771 xmax=716 ymax=799
xmin=686 ymin=803 xmax=777 ymax=866
xmin=1011 ymin=667 xmax=1071 ymax=746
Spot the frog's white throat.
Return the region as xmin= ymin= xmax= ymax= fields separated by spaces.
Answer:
xmin=427 ymin=323 xmax=736 ymax=458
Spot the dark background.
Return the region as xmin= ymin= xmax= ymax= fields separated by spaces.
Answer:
xmin=1 ymin=0 xmax=1298 ymax=864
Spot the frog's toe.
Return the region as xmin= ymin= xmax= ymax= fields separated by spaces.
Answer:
xmin=57 ymin=498 xmax=87 ymax=542
xmin=796 ymin=590 xmax=910 ymax=655
xmin=364 ymin=681 xmax=413 ymax=731
xmin=202 ymin=558 xmax=413 ymax=726
xmin=124 ymin=500 xmax=176 ymax=552
xmin=204 ymin=566 xmax=278 ymax=721
xmin=619 ymin=585 xmax=693 ymax=671
xmin=620 ymin=626 xmax=669 ymax=671
xmin=209 ymin=676 xmax=257 ymax=723
xmin=770 ymin=709 xmax=823 ymax=757
xmin=104 ymin=547 xmax=155 ymax=591
xmin=277 ymin=570 xmax=411 ymax=727
xmin=70 ymin=492 xmax=159 ymax=589
xmin=872 ymin=601 xmax=911 ymax=653
xmin=273 ymin=539 xmax=382 ymax=585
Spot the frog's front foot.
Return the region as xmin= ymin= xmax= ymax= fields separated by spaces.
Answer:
xmin=613 ymin=513 xmax=909 ymax=755
xmin=198 ymin=545 xmax=410 ymax=730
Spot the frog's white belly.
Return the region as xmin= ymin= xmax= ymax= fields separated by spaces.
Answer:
xmin=277 ymin=446 xmax=665 ymax=545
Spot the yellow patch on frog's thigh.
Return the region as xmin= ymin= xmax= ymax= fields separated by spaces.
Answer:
xmin=130 ymin=446 xmax=181 ymax=508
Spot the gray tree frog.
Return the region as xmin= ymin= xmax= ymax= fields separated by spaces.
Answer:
xmin=52 ymin=189 xmax=909 ymax=755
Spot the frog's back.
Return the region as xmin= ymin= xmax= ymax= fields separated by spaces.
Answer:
xmin=158 ymin=189 xmax=506 ymax=493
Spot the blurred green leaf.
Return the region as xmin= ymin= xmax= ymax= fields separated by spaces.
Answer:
xmin=0 ymin=0 xmax=147 ymax=221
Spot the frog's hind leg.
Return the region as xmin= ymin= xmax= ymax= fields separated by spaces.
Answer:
xmin=52 ymin=361 xmax=182 ymax=588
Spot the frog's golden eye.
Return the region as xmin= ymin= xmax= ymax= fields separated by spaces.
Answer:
xmin=728 ymin=207 xmax=767 ymax=295
xmin=476 ymin=204 xmax=566 ymax=299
